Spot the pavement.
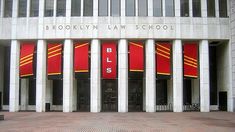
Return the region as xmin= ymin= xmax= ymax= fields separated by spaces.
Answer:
xmin=0 ymin=112 xmax=235 ymax=132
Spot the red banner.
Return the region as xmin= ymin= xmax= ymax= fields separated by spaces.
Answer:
xmin=183 ymin=43 xmax=198 ymax=78
xmin=74 ymin=42 xmax=89 ymax=73
xmin=20 ymin=42 xmax=35 ymax=77
xmin=156 ymin=43 xmax=171 ymax=75
xmin=129 ymin=42 xmax=144 ymax=72
xmin=47 ymin=43 xmax=62 ymax=76
xmin=102 ymin=42 xmax=117 ymax=79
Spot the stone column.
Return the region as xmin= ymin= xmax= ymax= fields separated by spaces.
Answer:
xmin=36 ymin=40 xmax=47 ymax=112
xmin=230 ymin=0 xmax=235 ymax=112
xmin=215 ymin=0 xmax=219 ymax=17
xmin=189 ymin=0 xmax=193 ymax=17
xmin=172 ymin=40 xmax=183 ymax=112
xmin=148 ymin=0 xmax=153 ymax=16
xmin=53 ymin=0 xmax=57 ymax=17
xmin=199 ymin=40 xmax=210 ymax=112
xmin=20 ymin=79 xmax=29 ymax=111
xmin=90 ymin=39 xmax=101 ymax=112
xmin=201 ymin=0 xmax=207 ymax=17
xmin=175 ymin=0 xmax=181 ymax=17
xmin=9 ymin=40 xmax=20 ymax=112
xmin=162 ymin=0 xmax=166 ymax=17
xmin=94 ymin=0 xmax=98 ymax=17
xmin=26 ymin=0 xmax=30 ymax=17
xmin=0 ymin=0 xmax=3 ymax=17
xmin=121 ymin=0 xmax=126 ymax=16
xmin=145 ymin=39 xmax=156 ymax=112
xmin=63 ymin=39 xmax=74 ymax=112
xmin=135 ymin=0 xmax=138 ymax=16
xmin=81 ymin=0 xmax=84 ymax=16
xmin=118 ymin=39 xmax=128 ymax=112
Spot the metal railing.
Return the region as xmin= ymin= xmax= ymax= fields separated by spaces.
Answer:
xmin=183 ymin=103 xmax=200 ymax=111
xmin=156 ymin=103 xmax=200 ymax=112
xmin=156 ymin=103 xmax=173 ymax=112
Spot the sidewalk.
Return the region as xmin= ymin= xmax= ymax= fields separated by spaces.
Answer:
xmin=0 ymin=112 xmax=234 ymax=132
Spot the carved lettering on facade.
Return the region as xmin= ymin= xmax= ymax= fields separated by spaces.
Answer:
xmin=45 ymin=24 xmax=174 ymax=31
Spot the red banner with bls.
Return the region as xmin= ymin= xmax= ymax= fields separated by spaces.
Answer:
xmin=129 ymin=42 xmax=144 ymax=72
xmin=20 ymin=42 xmax=35 ymax=77
xmin=74 ymin=42 xmax=89 ymax=73
xmin=156 ymin=43 xmax=171 ymax=75
xmin=47 ymin=43 xmax=62 ymax=76
xmin=102 ymin=42 xmax=117 ymax=79
xmin=183 ymin=43 xmax=198 ymax=78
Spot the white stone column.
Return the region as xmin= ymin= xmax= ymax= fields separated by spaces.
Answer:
xmin=20 ymin=79 xmax=29 ymax=111
xmin=199 ymin=40 xmax=210 ymax=112
xmin=121 ymin=0 xmax=125 ymax=16
xmin=90 ymin=39 xmax=101 ymax=112
xmin=145 ymin=39 xmax=156 ymax=112
xmin=94 ymin=0 xmax=98 ymax=17
xmin=36 ymin=40 xmax=47 ymax=112
xmin=162 ymin=0 xmax=166 ymax=17
xmin=118 ymin=39 xmax=128 ymax=112
xmin=53 ymin=0 xmax=57 ymax=17
xmin=215 ymin=0 xmax=219 ymax=17
xmin=9 ymin=40 xmax=20 ymax=112
xmin=201 ymin=0 xmax=207 ymax=17
xmin=230 ymin=0 xmax=235 ymax=112
xmin=175 ymin=0 xmax=181 ymax=17
xmin=135 ymin=0 xmax=138 ymax=16
xmin=189 ymin=0 xmax=193 ymax=17
xmin=63 ymin=39 xmax=74 ymax=112
xmin=148 ymin=0 xmax=153 ymax=16
xmin=172 ymin=40 xmax=183 ymax=112
xmin=26 ymin=0 xmax=30 ymax=17
xmin=81 ymin=0 xmax=84 ymax=16
xmin=108 ymin=0 xmax=111 ymax=16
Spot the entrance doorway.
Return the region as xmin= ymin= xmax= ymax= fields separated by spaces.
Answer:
xmin=219 ymin=92 xmax=227 ymax=111
xmin=183 ymin=79 xmax=192 ymax=106
xmin=101 ymin=80 xmax=118 ymax=112
xmin=52 ymin=80 xmax=63 ymax=106
xmin=156 ymin=80 xmax=167 ymax=105
xmin=77 ymin=79 xmax=90 ymax=111
xmin=128 ymin=79 xmax=143 ymax=112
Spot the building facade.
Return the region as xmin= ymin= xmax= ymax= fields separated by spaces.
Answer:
xmin=0 ymin=0 xmax=234 ymax=112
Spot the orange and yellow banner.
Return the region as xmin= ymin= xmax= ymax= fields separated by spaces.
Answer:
xmin=20 ymin=42 xmax=35 ymax=77
xmin=156 ymin=43 xmax=171 ymax=76
xmin=47 ymin=43 xmax=62 ymax=76
xmin=129 ymin=41 xmax=144 ymax=72
xmin=183 ymin=43 xmax=198 ymax=78
xmin=74 ymin=42 xmax=89 ymax=73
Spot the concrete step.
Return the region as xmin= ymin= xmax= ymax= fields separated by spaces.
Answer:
xmin=0 ymin=115 xmax=4 ymax=120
